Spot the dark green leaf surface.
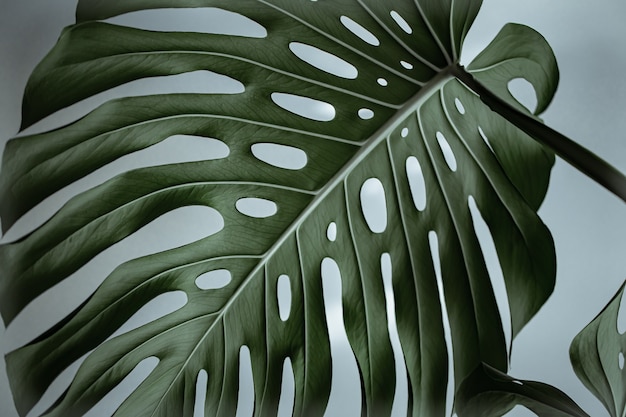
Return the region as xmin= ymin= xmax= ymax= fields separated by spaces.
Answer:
xmin=456 ymin=363 xmax=590 ymax=417
xmin=570 ymin=282 xmax=626 ymax=417
xmin=0 ymin=1 xmax=559 ymax=416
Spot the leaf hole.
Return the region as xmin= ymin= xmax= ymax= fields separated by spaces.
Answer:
xmin=194 ymin=370 xmax=208 ymax=417
xmin=406 ymin=156 xmax=427 ymax=211
xmin=84 ymin=357 xmax=160 ymax=417
xmin=507 ymin=78 xmax=538 ymax=113
xmin=251 ymin=143 xmax=308 ymax=170
xmin=360 ymin=178 xmax=387 ymax=234
xmin=512 ymin=380 xmax=524 ymax=386
xmin=289 ymin=42 xmax=358 ymax=79
xmin=477 ymin=126 xmax=495 ymax=154
xmin=454 ymin=98 xmax=466 ymax=115
xmin=327 ymin=222 xmax=337 ymax=242
xmin=108 ymin=291 xmax=188 ymax=340
xmin=618 ymin=288 xmax=626 ymax=334
xmin=401 ymin=127 xmax=409 ymax=138
xmin=195 ymin=269 xmax=232 ymax=290
xmin=468 ymin=196 xmax=511 ymax=352
xmin=106 ymin=8 xmax=267 ymax=38
xmin=277 ymin=358 xmax=295 ymax=416
xmin=390 ymin=11 xmax=412 ymax=34
xmin=236 ymin=197 xmax=278 ymax=218
xmin=340 ymin=16 xmax=380 ymax=46
xmin=271 ymin=92 xmax=336 ymax=122
xmin=436 ymin=131 xmax=457 ymax=171
xmin=377 ymin=78 xmax=388 ymax=86
xmin=358 ymin=108 xmax=374 ymax=120
xmin=277 ymin=274 xmax=292 ymax=321
xmin=236 ymin=346 xmax=254 ymax=417
xmin=400 ymin=61 xmax=414 ymax=70
xmin=381 ymin=253 xmax=409 ymax=417
xmin=429 ymin=231 xmax=454 ymax=417
xmin=620 ymin=352 xmax=625 ymax=370
xmin=162 ymin=135 xmax=231 ymax=161
xmin=321 ymin=257 xmax=362 ymax=415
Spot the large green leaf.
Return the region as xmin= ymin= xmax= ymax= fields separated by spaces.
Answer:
xmin=570 ymin=281 xmax=626 ymax=417
xmin=0 ymin=1 xmax=559 ymax=416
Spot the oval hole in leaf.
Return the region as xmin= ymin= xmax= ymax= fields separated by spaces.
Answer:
xmin=619 ymin=352 xmax=625 ymax=370
xmin=321 ymin=257 xmax=362 ymax=414
xmin=108 ymin=291 xmax=188 ymax=340
xmin=327 ymin=222 xmax=337 ymax=242
xmin=360 ymin=178 xmax=387 ymax=234
xmin=507 ymin=77 xmax=538 ymax=113
xmin=377 ymin=78 xmax=388 ymax=86
xmin=400 ymin=60 xmax=414 ymax=70
xmin=194 ymin=370 xmax=208 ymax=417
xmin=436 ymin=131 xmax=457 ymax=171
xmin=107 ymin=8 xmax=267 ymax=38
xmin=390 ymin=11 xmax=412 ymax=34
xmin=406 ymin=156 xmax=427 ymax=211
xmin=289 ymin=42 xmax=358 ymax=79
xmin=196 ymin=269 xmax=232 ymax=290
xmin=271 ymin=93 xmax=336 ymax=122
xmin=454 ymin=98 xmax=466 ymax=115
xmin=401 ymin=127 xmax=409 ymax=138
xmin=278 ymin=358 xmax=295 ymax=417
xmin=277 ymin=274 xmax=292 ymax=321
xmin=236 ymin=197 xmax=278 ymax=218
xmin=236 ymin=346 xmax=254 ymax=417
xmin=84 ymin=357 xmax=160 ymax=417
xmin=358 ymin=108 xmax=374 ymax=120
xmin=251 ymin=143 xmax=307 ymax=170
xmin=340 ymin=16 xmax=380 ymax=46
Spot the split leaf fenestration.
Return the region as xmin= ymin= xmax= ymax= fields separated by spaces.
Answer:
xmin=0 ymin=1 xmax=560 ymax=416
xmin=570 ymin=282 xmax=626 ymax=417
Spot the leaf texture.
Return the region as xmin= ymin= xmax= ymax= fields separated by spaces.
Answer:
xmin=0 ymin=1 xmax=559 ymax=416
xmin=570 ymin=282 xmax=626 ymax=417
xmin=456 ymin=363 xmax=590 ymax=417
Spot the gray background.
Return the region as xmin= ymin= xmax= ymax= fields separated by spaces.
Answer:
xmin=1 ymin=1 xmax=625 ymax=416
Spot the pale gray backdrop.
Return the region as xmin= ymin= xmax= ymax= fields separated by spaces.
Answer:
xmin=1 ymin=1 xmax=625 ymax=416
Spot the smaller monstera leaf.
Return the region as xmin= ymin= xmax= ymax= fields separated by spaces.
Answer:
xmin=456 ymin=363 xmax=590 ymax=417
xmin=570 ymin=281 xmax=626 ymax=417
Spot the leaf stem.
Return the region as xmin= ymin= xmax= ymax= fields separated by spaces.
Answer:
xmin=452 ymin=65 xmax=626 ymax=204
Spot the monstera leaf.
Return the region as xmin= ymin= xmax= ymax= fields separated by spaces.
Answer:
xmin=570 ymin=282 xmax=626 ymax=417
xmin=0 ymin=0 xmax=562 ymax=415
